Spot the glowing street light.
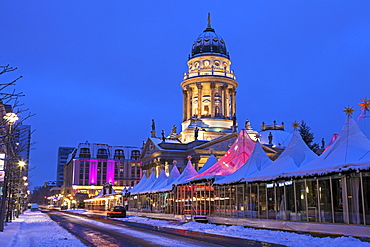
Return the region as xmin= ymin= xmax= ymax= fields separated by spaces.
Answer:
xmin=18 ymin=161 xmax=26 ymax=168
xmin=3 ymin=113 xmax=18 ymax=125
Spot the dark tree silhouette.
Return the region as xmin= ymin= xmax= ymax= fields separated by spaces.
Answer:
xmin=299 ymin=121 xmax=320 ymax=152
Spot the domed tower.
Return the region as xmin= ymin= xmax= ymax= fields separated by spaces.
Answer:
xmin=180 ymin=14 xmax=238 ymax=143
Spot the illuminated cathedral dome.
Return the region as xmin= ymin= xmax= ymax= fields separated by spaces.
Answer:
xmin=190 ymin=17 xmax=229 ymax=59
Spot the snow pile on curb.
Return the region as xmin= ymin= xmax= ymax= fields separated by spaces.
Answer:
xmin=118 ymin=216 xmax=370 ymax=247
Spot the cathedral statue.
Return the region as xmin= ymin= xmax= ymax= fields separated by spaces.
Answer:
xmin=268 ymin=132 xmax=273 ymax=145
xmin=245 ymin=119 xmax=251 ymax=130
xmin=232 ymin=114 xmax=236 ymax=126
xmin=194 ymin=127 xmax=199 ymax=140
xmin=171 ymin=125 xmax=177 ymax=134
xmin=151 ymin=119 xmax=155 ymax=131
xmin=161 ymin=130 xmax=165 ymax=142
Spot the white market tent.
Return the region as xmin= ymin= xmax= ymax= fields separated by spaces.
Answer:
xmin=158 ymin=164 xmax=181 ymax=192
xmin=248 ymin=128 xmax=317 ymax=182
xmin=131 ymin=170 xmax=156 ymax=195
xmin=281 ymin=116 xmax=370 ymax=178
xmin=146 ymin=169 xmax=168 ymax=193
xmin=171 ymin=158 xmax=198 ymax=185
xmin=130 ymin=173 xmax=148 ymax=194
xmin=214 ymin=141 xmax=273 ymax=185
xmin=197 ymin=154 xmax=218 ymax=174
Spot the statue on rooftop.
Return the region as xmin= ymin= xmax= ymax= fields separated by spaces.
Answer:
xmin=194 ymin=127 xmax=199 ymax=140
xmin=171 ymin=125 xmax=177 ymax=134
xmin=161 ymin=130 xmax=165 ymax=142
xmin=245 ymin=119 xmax=251 ymax=130
xmin=151 ymin=119 xmax=155 ymax=131
xmin=268 ymin=132 xmax=273 ymax=145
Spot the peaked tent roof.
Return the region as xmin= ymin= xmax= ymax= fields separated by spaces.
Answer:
xmin=158 ymin=164 xmax=181 ymax=192
xmin=131 ymin=171 xmax=156 ymax=195
xmin=284 ymin=116 xmax=370 ymax=177
xmin=147 ymin=169 xmax=168 ymax=193
xmin=191 ymin=129 xmax=255 ymax=180
xmin=248 ymin=129 xmax=317 ymax=182
xmin=171 ymin=158 xmax=198 ymax=185
xmin=197 ymin=154 xmax=218 ymax=174
xmin=215 ymin=141 xmax=273 ymax=185
xmin=130 ymin=173 xmax=148 ymax=194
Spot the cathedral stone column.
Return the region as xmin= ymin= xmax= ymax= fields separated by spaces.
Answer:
xmin=231 ymin=88 xmax=236 ymax=116
xmin=187 ymin=87 xmax=192 ymax=118
xmin=228 ymin=88 xmax=236 ymax=117
xmin=221 ymin=85 xmax=227 ymax=118
xmin=210 ymin=83 xmax=215 ymax=117
xmin=182 ymin=89 xmax=188 ymax=121
xmin=197 ymin=84 xmax=203 ymax=117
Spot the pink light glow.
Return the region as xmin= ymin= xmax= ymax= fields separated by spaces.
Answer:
xmin=192 ymin=129 xmax=255 ymax=178
xmin=74 ymin=159 xmax=121 ymax=185
xmin=106 ymin=161 xmax=115 ymax=183
xmin=323 ymin=133 xmax=338 ymax=153
xmin=89 ymin=160 xmax=97 ymax=184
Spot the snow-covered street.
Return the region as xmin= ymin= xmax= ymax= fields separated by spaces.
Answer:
xmin=1 ymin=209 xmax=370 ymax=247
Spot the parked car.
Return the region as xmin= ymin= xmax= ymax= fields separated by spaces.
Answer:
xmin=107 ymin=206 xmax=126 ymax=218
xmin=30 ymin=203 xmax=39 ymax=212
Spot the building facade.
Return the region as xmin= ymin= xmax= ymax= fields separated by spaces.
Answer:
xmin=140 ymin=16 xmax=264 ymax=176
xmin=62 ymin=143 xmax=141 ymax=208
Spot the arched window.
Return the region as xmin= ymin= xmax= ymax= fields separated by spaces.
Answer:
xmin=114 ymin=149 xmax=125 ymax=160
xmin=80 ymin=148 xmax=90 ymax=158
xmin=97 ymin=149 xmax=108 ymax=159
xmin=131 ymin=150 xmax=140 ymax=160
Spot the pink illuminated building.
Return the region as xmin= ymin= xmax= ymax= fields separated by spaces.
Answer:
xmin=62 ymin=143 xmax=141 ymax=204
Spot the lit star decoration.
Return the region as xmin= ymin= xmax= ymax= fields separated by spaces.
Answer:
xmin=344 ymin=106 xmax=355 ymax=116
xmin=359 ymin=98 xmax=370 ymax=111
xmin=187 ymin=155 xmax=192 ymax=160
xmin=291 ymin=121 xmax=300 ymax=130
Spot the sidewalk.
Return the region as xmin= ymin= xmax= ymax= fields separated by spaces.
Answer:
xmin=0 ymin=210 xmax=85 ymax=247
xmin=0 ymin=216 xmax=22 ymax=247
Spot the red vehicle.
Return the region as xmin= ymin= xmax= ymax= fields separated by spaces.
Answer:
xmin=107 ymin=206 xmax=126 ymax=218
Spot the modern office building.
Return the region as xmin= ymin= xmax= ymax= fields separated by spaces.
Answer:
xmin=56 ymin=147 xmax=74 ymax=187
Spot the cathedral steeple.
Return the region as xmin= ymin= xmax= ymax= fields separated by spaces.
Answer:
xmin=180 ymin=15 xmax=238 ymax=143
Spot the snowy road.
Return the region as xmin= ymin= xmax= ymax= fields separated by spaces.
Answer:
xmin=46 ymin=211 xmax=282 ymax=247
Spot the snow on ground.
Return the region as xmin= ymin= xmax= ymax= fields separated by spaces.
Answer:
xmin=0 ymin=210 xmax=85 ymax=247
xmin=114 ymin=215 xmax=370 ymax=247
xmin=2 ymin=209 xmax=370 ymax=247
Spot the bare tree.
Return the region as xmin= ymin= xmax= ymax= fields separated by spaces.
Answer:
xmin=0 ymin=65 xmax=34 ymax=231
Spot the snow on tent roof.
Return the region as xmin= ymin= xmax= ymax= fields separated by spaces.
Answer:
xmin=197 ymin=154 xmax=218 ymax=174
xmin=157 ymin=164 xmax=181 ymax=192
xmin=191 ymin=129 xmax=255 ymax=180
xmin=147 ymin=169 xmax=168 ymax=193
xmin=131 ymin=171 xmax=156 ymax=195
xmin=130 ymin=173 xmax=148 ymax=194
xmin=248 ymin=129 xmax=317 ymax=182
xmin=283 ymin=116 xmax=370 ymax=177
xmin=171 ymin=158 xmax=198 ymax=185
xmin=214 ymin=141 xmax=273 ymax=185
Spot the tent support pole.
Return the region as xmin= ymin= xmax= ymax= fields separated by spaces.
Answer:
xmin=360 ymin=172 xmax=366 ymax=225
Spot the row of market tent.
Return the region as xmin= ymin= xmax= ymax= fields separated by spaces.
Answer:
xmin=130 ymin=114 xmax=370 ymax=194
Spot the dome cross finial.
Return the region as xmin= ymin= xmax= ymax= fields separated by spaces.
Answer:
xmin=207 ymin=13 xmax=211 ymax=27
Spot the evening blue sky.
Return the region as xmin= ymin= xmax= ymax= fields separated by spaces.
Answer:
xmin=1 ymin=1 xmax=370 ymax=189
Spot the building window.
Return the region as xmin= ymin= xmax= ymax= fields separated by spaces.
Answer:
xmin=131 ymin=150 xmax=140 ymax=160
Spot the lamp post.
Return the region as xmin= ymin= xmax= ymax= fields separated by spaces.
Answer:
xmin=0 ymin=112 xmax=18 ymax=231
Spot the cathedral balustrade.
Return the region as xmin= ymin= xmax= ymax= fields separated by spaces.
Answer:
xmin=183 ymin=71 xmax=236 ymax=80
